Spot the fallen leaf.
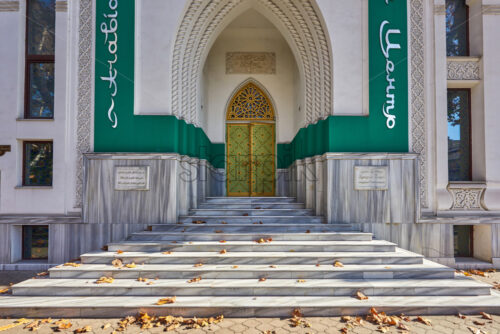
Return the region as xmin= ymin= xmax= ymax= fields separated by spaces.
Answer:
xmin=340 ymin=328 xmax=348 ymax=334
xmin=63 ymin=262 xmax=81 ymax=267
xmin=187 ymin=276 xmax=202 ymax=283
xmin=219 ymin=240 xmax=226 ymax=243
xmin=112 ymin=259 xmax=123 ymax=267
xmin=468 ymin=327 xmax=481 ymax=334
xmin=74 ymin=325 xmax=92 ymax=333
xmin=417 ymin=316 xmax=432 ymax=326
xmin=0 ymin=288 xmax=9 ymax=294
xmin=156 ymin=296 xmax=176 ymax=305
xmin=101 ymin=245 xmax=108 ymax=251
xmin=341 ymin=316 xmax=351 ymax=322
xmin=55 ymin=320 xmax=72 ymax=330
xmin=137 ymin=277 xmax=148 ymax=282
xmin=232 ymin=265 xmax=238 ymax=269
xmin=473 ymin=321 xmax=485 ymax=326
xmin=315 ymin=263 xmax=320 ymax=267
xmin=221 ymin=221 xmax=228 ymax=224
xmin=220 ymin=249 xmax=227 ymax=254
xmin=378 ymin=326 xmax=389 ymax=333
xmin=102 ymin=323 xmax=111 ymax=330
xmin=95 ymin=276 xmax=114 ymax=284
xmin=481 ymin=312 xmax=492 ymax=320
xmin=125 ymin=262 xmax=136 ymax=268
xmin=36 ymin=272 xmax=49 ymax=277
xmin=398 ymin=323 xmax=410 ymax=330
xmin=305 ymin=230 xmax=311 ymax=233
xmin=269 ymin=265 xmax=276 ymax=268
xmin=297 ymin=279 xmax=306 ymax=283
xmin=147 ymin=281 xmax=154 ymax=285
xmin=355 ymin=290 xmax=368 ymax=300
xmin=162 ymin=251 xmax=172 ymax=255
xmin=256 ymin=238 xmax=266 ymax=244
xmin=192 ymin=220 xmax=206 ymax=224
xmin=458 ymin=313 xmax=467 ymax=319
xmin=215 ymin=230 xmax=223 ymax=233
xmin=259 ymin=277 xmax=267 ymax=282
xmin=166 ymin=323 xmax=181 ymax=331
xmin=243 ymin=213 xmax=249 ymax=216
xmin=116 ymin=250 xmax=124 ymax=254
xmin=193 ymin=263 xmax=203 ymax=267
xmin=334 ymin=261 xmax=344 ymax=267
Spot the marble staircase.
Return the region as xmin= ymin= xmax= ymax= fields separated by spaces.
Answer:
xmin=1 ymin=196 xmax=500 ymax=317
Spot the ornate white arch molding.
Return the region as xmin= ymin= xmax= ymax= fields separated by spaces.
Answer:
xmin=171 ymin=0 xmax=333 ymax=127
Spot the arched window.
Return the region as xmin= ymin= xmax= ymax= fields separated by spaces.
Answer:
xmin=226 ymin=82 xmax=275 ymax=121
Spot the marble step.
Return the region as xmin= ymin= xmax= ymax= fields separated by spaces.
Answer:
xmin=81 ymin=249 xmax=421 ymax=265
xmin=107 ymin=240 xmax=396 ymax=253
xmin=2 ymin=293 xmax=500 ymax=317
xmin=128 ymin=231 xmax=372 ymax=242
xmin=189 ymin=209 xmax=314 ymax=216
xmin=150 ymin=223 xmax=358 ymax=233
xmin=178 ymin=216 xmax=326 ymax=224
xmin=12 ymin=277 xmax=490 ymax=297
xmin=198 ymin=203 xmax=306 ymax=209
xmin=48 ymin=261 xmax=454 ymax=279
xmin=204 ymin=197 xmax=297 ymax=204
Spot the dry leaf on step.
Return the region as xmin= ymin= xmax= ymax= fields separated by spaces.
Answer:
xmin=56 ymin=321 xmax=72 ymax=330
xmin=269 ymin=265 xmax=276 ymax=268
xmin=334 ymin=261 xmax=344 ymax=267
xmin=63 ymin=262 xmax=81 ymax=267
xmin=258 ymin=277 xmax=267 ymax=282
xmin=102 ymin=323 xmax=111 ymax=330
xmin=112 ymin=259 xmax=123 ymax=267
xmin=341 ymin=316 xmax=351 ymax=322
xmin=125 ymin=262 xmax=136 ymax=268
xmin=162 ymin=251 xmax=172 ymax=255
xmin=473 ymin=321 xmax=485 ymax=326
xmin=305 ymin=230 xmax=310 ymax=233
xmin=187 ymin=276 xmax=202 ymax=283
xmin=297 ymin=279 xmax=306 ymax=283
xmin=193 ymin=263 xmax=203 ymax=267
xmin=221 ymin=221 xmax=228 ymax=224
xmin=156 ymin=297 xmax=176 ymax=305
xmin=243 ymin=213 xmax=249 ymax=216
xmin=378 ymin=326 xmax=389 ymax=333
xmin=74 ymin=325 xmax=92 ymax=333
xmin=215 ymin=230 xmax=223 ymax=233
xmin=481 ymin=312 xmax=492 ymax=320
xmin=95 ymin=276 xmax=114 ymax=284
xmin=417 ymin=316 xmax=432 ymax=326
xmin=355 ymin=291 xmax=368 ymax=300
xmin=219 ymin=240 xmax=226 ymax=243
xmin=315 ymin=263 xmax=320 ymax=267
xmin=398 ymin=323 xmax=410 ymax=330
xmin=232 ymin=265 xmax=238 ymax=269
xmin=220 ymin=249 xmax=227 ymax=254
xmin=192 ymin=220 xmax=206 ymax=224
xmin=36 ymin=272 xmax=49 ymax=277
xmin=468 ymin=327 xmax=482 ymax=334
xmin=137 ymin=277 xmax=148 ymax=282
xmin=116 ymin=250 xmax=124 ymax=254
xmin=0 ymin=288 xmax=9 ymax=294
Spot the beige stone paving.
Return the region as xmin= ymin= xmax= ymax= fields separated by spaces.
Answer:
xmin=0 ymin=271 xmax=500 ymax=333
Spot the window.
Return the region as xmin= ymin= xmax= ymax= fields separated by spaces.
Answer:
xmin=447 ymin=89 xmax=471 ymax=181
xmin=454 ymin=225 xmax=473 ymax=257
xmin=446 ymin=0 xmax=469 ymax=56
xmin=23 ymin=141 xmax=53 ymax=186
xmin=25 ymin=0 xmax=55 ymax=119
xmin=22 ymin=225 xmax=49 ymax=260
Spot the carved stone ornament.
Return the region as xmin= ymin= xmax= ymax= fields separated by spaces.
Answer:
xmin=226 ymin=52 xmax=276 ymax=74
xmin=447 ymin=58 xmax=480 ymax=80
xmin=448 ymin=182 xmax=487 ymax=211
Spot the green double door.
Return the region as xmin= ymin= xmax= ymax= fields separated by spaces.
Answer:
xmin=226 ymin=123 xmax=275 ymax=197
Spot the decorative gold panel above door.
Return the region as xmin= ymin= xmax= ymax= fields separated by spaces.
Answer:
xmin=226 ymin=82 xmax=275 ymax=197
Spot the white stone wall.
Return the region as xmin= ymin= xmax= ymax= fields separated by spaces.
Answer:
xmin=0 ymin=1 xmax=78 ymax=215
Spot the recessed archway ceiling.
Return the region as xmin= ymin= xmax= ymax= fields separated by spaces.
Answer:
xmin=171 ymin=0 xmax=333 ymax=127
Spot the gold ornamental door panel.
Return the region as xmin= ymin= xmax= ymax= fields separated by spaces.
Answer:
xmin=250 ymin=123 xmax=275 ymax=196
xmin=226 ymin=124 xmax=251 ymax=196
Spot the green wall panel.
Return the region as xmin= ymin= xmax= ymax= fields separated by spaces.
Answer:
xmin=94 ymin=0 xmax=408 ymax=171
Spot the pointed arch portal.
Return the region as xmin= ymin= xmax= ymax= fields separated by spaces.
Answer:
xmin=226 ymin=81 xmax=275 ymax=196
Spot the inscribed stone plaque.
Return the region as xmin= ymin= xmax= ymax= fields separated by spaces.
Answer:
xmin=226 ymin=52 xmax=276 ymax=74
xmin=354 ymin=166 xmax=388 ymax=190
xmin=115 ymin=166 xmax=150 ymax=191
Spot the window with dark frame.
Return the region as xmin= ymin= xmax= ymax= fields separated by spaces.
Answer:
xmin=23 ymin=141 xmax=53 ymax=186
xmin=22 ymin=225 xmax=49 ymax=260
xmin=25 ymin=0 xmax=55 ymax=119
xmin=453 ymin=225 xmax=473 ymax=257
xmin=446 ymin=0 xmax=470 ymax=57
xmin=447 ymin=89 xmax=471 ymax=181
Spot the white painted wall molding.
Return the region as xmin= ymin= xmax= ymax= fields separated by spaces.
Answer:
xmin=171 ymin=0 xmax=333 ymax=127
xmin=75 ymin=0 xmax=94 ymax=208
xmin=447 ymin=57 xmax=481 ymax=81
xmin=0 ymin=1 xmax=19 ymax=12
xmin=447 ymin=182 xmax=488 ymax=211
xmin=410 ymin=0 xmax=428 ymax=208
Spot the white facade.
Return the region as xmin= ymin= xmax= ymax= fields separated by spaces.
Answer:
xmin=0 ymin=0 xmax=500 ymax=269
